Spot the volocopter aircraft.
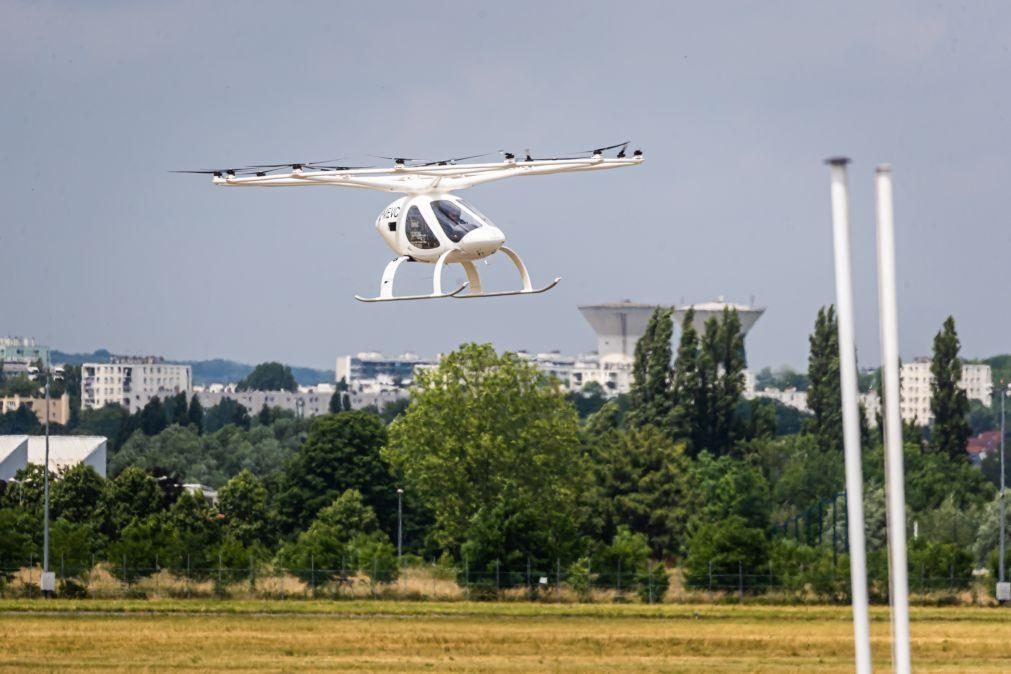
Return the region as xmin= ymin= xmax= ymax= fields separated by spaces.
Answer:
xmin=176 ymin=142 xmax=643 ymax=302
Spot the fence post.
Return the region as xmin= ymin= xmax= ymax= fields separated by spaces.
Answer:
xmin=587 ymin=555 xmax=592 ymax=601
xmin=249 ymin=554 xmax=255 ymax=595
xmin=832 ymin=495 xmax=838 ymax=568
xmin=123 ymin=554 xmax=128 ymax=591
xmin=648 ymin=559 xmax=654 ymax=604
xmin=372 ymin=556 xmax=378 ymax=599
xmin=154 ymin=554 xmax=160 ymax=596
xmin=60 ymin=551 xmax=64 ymax=586
xmin=29 ymin=553 xmax=33 ymax=597
xmin=920 ymin=561 xmax=925 ymax=594
xmin=280 ymin=564 xmax=285 ymax=600
xmin=495 ymin=559 xmax=500 ymax=600
xmin=464 ymin=558 xmax=470 ymax=601
xmin=526 ymin=556 xmax=531 ymax=597
xmin=949 ymin=562 xmax=954 ymax=592
xmin=218 ymin=550 xmax=223 ymax=596
xmin=310 ymin=554 xmax=315 ymax=598
xmin=617 ymin=557 xmax=622 ymax=595
xmin=556 ymin=558 xmax=561 ymax=602
xmin=708 ymin=559 xmax=713 ymax=592
xmin=90 ymin=553 xmax=96 ymax=599
xmin=186 ymin=554 xmax=191 ymax=599
xmin=738 ymin=561 xmax=744 ymax=600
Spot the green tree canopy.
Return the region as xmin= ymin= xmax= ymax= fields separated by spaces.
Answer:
xmin=931 ymin=316 xmax=971 ymax=461
xmin=627 ymin=307 xmax=673 ymax=429
xmin=217 ymin=469 xmax=273 ymax=549
xmin=276 ymin=411 xmax=393 ymax=535
xmin=384 ymin=343 xmax=587 ymax=559
xmin=806 ymin=305 xmax=843 ymax=453
xmin=237 ymin=362 xmax=298 ymax=392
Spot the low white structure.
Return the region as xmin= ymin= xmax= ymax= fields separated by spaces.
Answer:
xmin=0 ymin=435 xmax=107 ymax=480
xmin=82 ymin=357 xmax=192 ymax=413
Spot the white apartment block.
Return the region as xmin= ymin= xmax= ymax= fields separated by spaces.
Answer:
xmin=81 ymin=357 xmax=192 ymax=413
xmin=898 ymin=359 xmax=992 ymax=425
xmin=195 ymin=384 xmax=336 ymax=418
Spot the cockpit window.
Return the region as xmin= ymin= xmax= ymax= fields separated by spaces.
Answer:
xmin=432 ymin=200 xmax=483 ymax=243
xmin=404 ymin=205 xmax=440 ymax=249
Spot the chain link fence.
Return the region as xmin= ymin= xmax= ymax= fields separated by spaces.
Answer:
xmin=0 ymin=554 xmax=987 ymax=603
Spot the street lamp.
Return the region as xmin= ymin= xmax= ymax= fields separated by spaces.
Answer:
xmin=27 ymin=364 xmax=63 ymax=595
xmin=999 ymin=381 xmax=1011 ymax=603
xmin=396 ymin=488 xmax=404 ymax=565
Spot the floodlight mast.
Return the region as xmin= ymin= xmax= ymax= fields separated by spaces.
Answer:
xmin=826 ymin=157 xmax=873 ymax=674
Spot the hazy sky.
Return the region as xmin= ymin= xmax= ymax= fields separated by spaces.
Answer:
xmin=3 ymin=1 xmax=1010 ymax=370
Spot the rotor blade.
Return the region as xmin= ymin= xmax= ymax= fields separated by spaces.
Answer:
xmin=575 ymin=140 xmax=631 ymax=155
xmin=414 ymin=152 xmax=496 ymax=167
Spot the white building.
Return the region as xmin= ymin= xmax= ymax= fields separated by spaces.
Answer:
xmin=81 ymin=356 xmax=192 ymax=413
xmin=898 ymin=359 xmax=992 ymax=425
xmin=195 ymin=383 xmax=337 ymax=418
xmin=0 ymin=435 xmax=107 ymax=480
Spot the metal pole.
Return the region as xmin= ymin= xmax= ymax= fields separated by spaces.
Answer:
xmin=876 ymin=165 xmax=911 ymax=673
xmin=827 ymin=157 xmax=873 ymax=674
xmin=397 ymin=488 xmax=403 ymax=566
xmin=43 ymin=377 xmax=50 ymax=576
xmin=1000 ymin=383 xmax=1007 ymax=588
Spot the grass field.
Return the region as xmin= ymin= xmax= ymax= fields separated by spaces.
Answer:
xmin=1 ymin=600 xmax=1010 ymax=672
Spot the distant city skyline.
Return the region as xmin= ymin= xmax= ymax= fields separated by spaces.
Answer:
xmin=5 ymin=3 xmax=1010 ymax=371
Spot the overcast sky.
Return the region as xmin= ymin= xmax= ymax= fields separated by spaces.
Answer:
xmin=3 ymin=1 xmax=1010 ymax=371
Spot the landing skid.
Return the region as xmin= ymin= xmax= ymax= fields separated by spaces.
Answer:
xmin=354 ymin=283 xmax=468 ymax=303
xmin=355 ymin=246 xmax=560 ymax=302
xmin=454 ymin=277 xmax=561 ymax=299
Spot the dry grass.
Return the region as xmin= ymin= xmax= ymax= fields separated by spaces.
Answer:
xmin=1 ymin=601 xmax=1010 ymax=672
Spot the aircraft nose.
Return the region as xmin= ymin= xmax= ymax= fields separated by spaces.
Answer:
xmin=459 ymin=226 xmax=505 ymax=256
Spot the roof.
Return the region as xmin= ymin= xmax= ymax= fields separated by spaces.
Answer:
xmin=967 ymin=431 xmax=1001 ymax=455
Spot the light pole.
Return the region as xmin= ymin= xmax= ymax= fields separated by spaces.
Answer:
xmin=396 ymin=488 xmax=404 ymax=565
xmin=999 ymin=381 xmax=1010 ymax=601
xmin=27 ymin=364 xmax=63 ymax=594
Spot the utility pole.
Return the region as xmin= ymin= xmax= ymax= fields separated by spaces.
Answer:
xmin=999 ymin=382 xmax=1010 ymax=603
xmin=28 ymin=363 xmax=64 ymax=596
xmin=396 ymin=488 xmax=404 ymax=565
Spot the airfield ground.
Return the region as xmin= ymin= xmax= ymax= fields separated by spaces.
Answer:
xmin=0 ymin=600 xmax=1009 ymax=672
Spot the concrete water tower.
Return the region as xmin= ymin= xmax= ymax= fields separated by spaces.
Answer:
xmin=578 ymin=301 xmax=660 ymax=358
xmin=672 ymin=297 xmax=765 ymax=336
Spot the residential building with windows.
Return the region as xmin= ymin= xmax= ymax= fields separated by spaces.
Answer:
xmin=81 ymin=356 xmax=192 ymax=413
xmin=898 ymin=359 xmax=992 ymax=425
xmin=0 ymin=392 xmax=71 ymax=426
xmin=0 ymin=337 xmax=50 ymax=369
xmin=195 ymin=383 xmax=336 ymax=418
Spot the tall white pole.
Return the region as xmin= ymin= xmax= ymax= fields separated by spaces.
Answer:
xmin=1000 ymin=382 xmax=1006 ymax=590
xmin=43 ymin=376 xmax=51 ymax=576
xmin=875 ymin=165 xmax=911 ymax=672
xmin=827 ymin=157 xmax=873 ymax=674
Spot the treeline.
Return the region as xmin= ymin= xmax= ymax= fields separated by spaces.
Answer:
xmin=0 ymin=308 xmax=1008 ymax=600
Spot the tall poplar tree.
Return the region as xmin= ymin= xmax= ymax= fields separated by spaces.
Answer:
xmin=627 ymin=307 xmax=674 ymax=429
xmin=807 ymin=305 xmax=843 ymax=452
xmin=669 ymin=308 xmax=700 ymax=447
xmin=930 ymin=316 xmax=971 ymax=461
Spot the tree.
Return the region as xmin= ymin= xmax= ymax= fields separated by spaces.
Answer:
xmin=276 ymin=489 xmax=390 ymax=583
xmin=0 ymin=406 xmax=42 ymax=434
xmin=328 ymin=391 xmax=343 ymax=414
xmin=166 ymin=392 xmax=189 ymax=427
xmin=186 ymin=395 xmax=204 ymax=432
xmin=384 ymin=343 xmax=587 ymax=561
xmin=51 ymin=464 xmax=105 ymax=523
xmin=237 ymin=362 xmax=297 ymax=392
xmin=76 ymin=404 xmax=132 ymax=451
xmin=100 ymin=466 xmax=165 ymax=536
xmin=627 ymin=307 xmax=673 ymax=429
xmin=931 ymin=316 xmax=971 ymax=461
xmin=807 ymin=306 xmax=843 ymax=453
xmin=139 ymin=396 xmax=167 ymax=436
xmin=276 ymin=412 xmax=394 ymax=535
xmin=218 ymin=469 xmax=273 ymax=548
xmin=669 ymin=308 xmax=700 ymax=447
xmin=203 ymin=398 xmax=251 ymax=433
xmin=591 ymin=425 xmax=693 ymax=556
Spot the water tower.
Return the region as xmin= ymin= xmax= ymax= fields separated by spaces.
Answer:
xmin=672 ymin=297 xmax=765 ymax=336
xmin=577 ymin=301 xmax=659 ymax=359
